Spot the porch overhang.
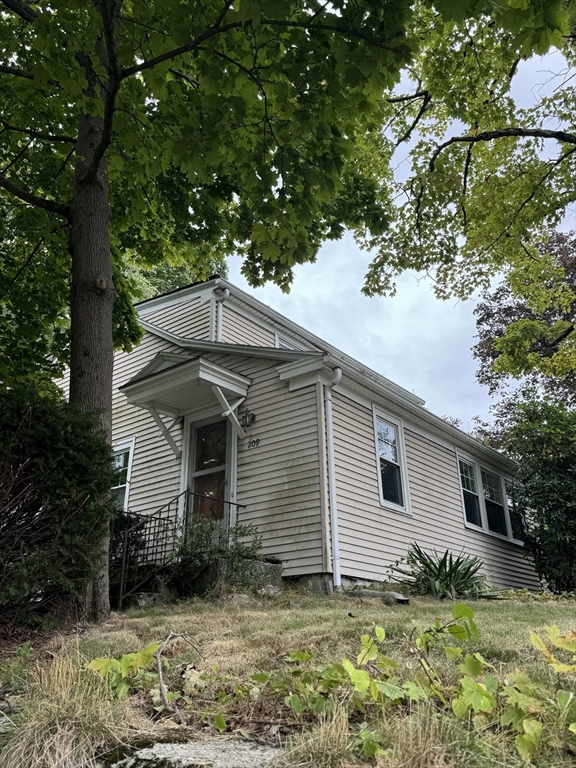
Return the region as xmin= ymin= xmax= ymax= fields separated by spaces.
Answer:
xmin=119 ymin=355 xmax=251 ymax=456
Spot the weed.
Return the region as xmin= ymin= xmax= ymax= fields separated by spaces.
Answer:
xmin=0 ymin=641 xmax=33 ymax=693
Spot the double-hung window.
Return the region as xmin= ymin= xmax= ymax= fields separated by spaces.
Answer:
xmin=111 ymin=438 xmax=135 ymax=511
xmin=374 ymin=411 xmax=409 ymax=513
xmin=458 ymin=455 xmax=522 ymax=543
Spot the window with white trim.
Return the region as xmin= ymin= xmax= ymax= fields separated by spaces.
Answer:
xmin=111 ymin=439 xmax=135 ymax=511
xmin=374 ymin=413 xmax=409 ymax=512
xmin=458 ymin=456 xmax=521 ymax=542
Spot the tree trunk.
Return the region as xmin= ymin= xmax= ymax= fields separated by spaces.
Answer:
xmin=69 ymin=111 xmax=116 ymax=623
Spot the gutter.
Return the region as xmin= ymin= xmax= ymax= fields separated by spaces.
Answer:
xmin=325 ymin=366 xmax=343 ymax=591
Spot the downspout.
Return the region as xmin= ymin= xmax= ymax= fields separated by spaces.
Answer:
xmin=215 ymin=287 xmax=230 ymax=342
xmin=325 ymin=367 xmax=342 ymax=590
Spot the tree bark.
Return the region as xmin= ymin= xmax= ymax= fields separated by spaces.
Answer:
xmin=69 ymin=111 xmax=116 ymax=622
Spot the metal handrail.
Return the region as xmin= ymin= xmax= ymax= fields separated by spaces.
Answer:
xmin=110 ymin=487 xmax=247 ymax=609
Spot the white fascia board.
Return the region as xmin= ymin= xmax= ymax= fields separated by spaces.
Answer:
xmin=136 ymin=281 xmax=216 ymax=316
xmin=137 ymin=278 xmax=425 ymax=407
xmin=333 ymin=362 xmax=515 ymax=471
xmin=276 ymin=355 xmax=330 ymax=380
xmin=127 ymin=352 xmax=195 ymax=384
xmin=140 ymin=319 xmax=323 ymax=362
xmin=214 ymin=278 xmax=426 ymax=407
xmin=120 ymin=357 xmax=251 ymax=405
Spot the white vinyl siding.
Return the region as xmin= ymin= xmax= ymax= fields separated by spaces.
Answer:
xmin=331 ymin=390 xmax=539 ymax=590
xmin=143 ymin=296 xmax=211 ymax=339
xmin=221 ymin=307 xmax=276 ymax=346
xmin=201 ymin=352 xmax=324 ymax=575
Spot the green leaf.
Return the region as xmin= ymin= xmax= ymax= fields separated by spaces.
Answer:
xmin=452 ymin=603 xmax=474 ymax=620
xmin=558 ymin=689 xmax=574 ymax=711
xmin=445 ymin=646 xmax=462 ymax=660
xmin=374 ymin=626 xmax=385 ymax=642
xmin=459 ymin=653 xmax=485 ymax=677
xmin=448 ymin=625 xmax=468 ymax=641
xmin=213 ymin=714 xmax=227 ymax=733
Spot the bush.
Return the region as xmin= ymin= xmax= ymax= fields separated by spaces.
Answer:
xmin=388 ymin=543 xmax=487 ymax=599
xmin=497 ymin=397 xmax=576 ymax=593
xmin=166 ymin=517 xmax=274 ymax=596
xmin=0 ymin=385 xmax=117 ymax=624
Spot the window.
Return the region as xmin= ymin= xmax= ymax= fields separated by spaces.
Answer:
xmin=374 ymin=413 xmax=409 ymax=512
xmin=458 ymin=460 xmax=481 ymax=527
xmin=458 ymin=455 xmax=521 ymax=543
xmin=111 ymin=439 xmax=135 ymax=511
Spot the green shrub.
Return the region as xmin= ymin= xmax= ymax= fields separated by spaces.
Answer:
xmin=0 ymin=385 xmax=116 ymax=624
xmin=388 ymin=543 xmax=488 ymax=599
xmin=166 ymin=517 xmax=275 ymax=596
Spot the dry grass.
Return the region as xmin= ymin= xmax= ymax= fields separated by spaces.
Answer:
xmin=3 ymin=592 xmax=576 ymax=768
xmin=279 ymin=703 xmax=357 ymax=768
xmin=0 ymin=653 xmax=146 ymax=768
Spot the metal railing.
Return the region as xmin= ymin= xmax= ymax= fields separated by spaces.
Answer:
xmin=109 ymin=488 xmax=246 ymax=609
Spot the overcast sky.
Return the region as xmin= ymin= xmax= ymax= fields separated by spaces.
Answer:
xmin=226 ymin=52 xmax=570 ymax=429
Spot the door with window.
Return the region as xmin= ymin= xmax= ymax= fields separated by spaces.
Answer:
xmin=188 ymin=420 xmax=229 ymax=524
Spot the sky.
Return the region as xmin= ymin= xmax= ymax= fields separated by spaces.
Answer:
xmin=226 ymin=51 xmax=571 ymax=429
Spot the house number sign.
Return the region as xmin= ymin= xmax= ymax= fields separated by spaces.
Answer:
xmin=247 ymin=438 xmax=260 ymax=448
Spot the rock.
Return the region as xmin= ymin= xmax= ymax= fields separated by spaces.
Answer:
xmin=111 ymin=739 xmax=282 ymax=768
xmin=345 ymin=588 xmax=409 ymax=605
xmin=227 ymin=593 xmax=251 ymax=606
xmin=257 ymin=584 xmax=281 ymax=597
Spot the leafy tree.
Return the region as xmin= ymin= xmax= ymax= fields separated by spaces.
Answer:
xmin=473 ymin=231 xmax=576 ymax=406
xmin=128 ymin=258 xmax=227 ymax=302
xmin=484 ymin=395 xmax=576 ymax=593
xmin=363 ymin=3 xmax=576 ymax=378
xmin=0 ymin=385 xmax=117 ymax=625
xmin=0 ymin=1 xmax=565 ymax=619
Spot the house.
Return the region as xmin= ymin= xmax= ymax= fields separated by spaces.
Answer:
xmin=107 ymin=276 xmax=538 ymax=592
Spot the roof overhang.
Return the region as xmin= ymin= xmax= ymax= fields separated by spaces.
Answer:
xmin=119 ymin=355 xmax=250 ymax=419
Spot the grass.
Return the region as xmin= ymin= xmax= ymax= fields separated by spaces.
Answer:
xmin=1 ymin=591 xmax=576 ymax=767
xmin=0 ymin=653 xmax=146 ymax=768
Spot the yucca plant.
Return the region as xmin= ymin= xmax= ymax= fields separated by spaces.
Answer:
xmin=389 ymin=543 xmax=489 ymax=600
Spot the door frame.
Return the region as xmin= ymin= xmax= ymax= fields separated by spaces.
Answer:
xmin=179 ymin=409 xmax=239 ymax=530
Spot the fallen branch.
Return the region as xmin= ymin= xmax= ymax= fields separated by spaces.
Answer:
xmin=154 ymin=630 xmax=203 ymax=725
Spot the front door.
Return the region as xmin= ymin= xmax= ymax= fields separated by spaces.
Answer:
xmin=188 ymin=420 xmax=228 ymax=524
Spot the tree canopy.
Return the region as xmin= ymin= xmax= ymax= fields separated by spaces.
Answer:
xmin=0 ymin=0 xmax=569 ymax=385
xmin=479 ymin=394 xmax=576 ymax=593
xmin=362 ymin=3 xmax=576 ymax=380
xmin=473 ymin=231 xmax=576 ymax=405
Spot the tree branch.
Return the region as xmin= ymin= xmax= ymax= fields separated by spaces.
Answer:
xmin=0 ymin=0 xmax=36 ymax=23
xmin=387 ymin=90 xmax=428 ymax=104
xmin=168 ymin=67 xmax=200 ymax=90
xmin=0 ymin=238 xmax=45 ymax=300
xmin=430 ymin=127 xmax=576 ymax=171
xmin=1 ymin=121 xmax=76 ymax=143
xmin=0 ymin=173 xmax=69 ymax=217
xmin=122 ymin=13 xmax=402 ymax=79
xmin=121 ymin=20 xmax=243 ymax=77
xmin=395 ymin=90 xmax=432 ymax=146
xmin=547 ymin=323 xmax=575 ymax=348
xmin=0 ymin=63 xmax=60 ymax=87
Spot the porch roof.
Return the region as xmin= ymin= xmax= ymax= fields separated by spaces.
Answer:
xmin=119 ymin=353 xmax=251 ymax=419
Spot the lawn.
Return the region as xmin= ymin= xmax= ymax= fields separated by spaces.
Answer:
xmin=1 ymin=592 xmax=576 ymax=768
